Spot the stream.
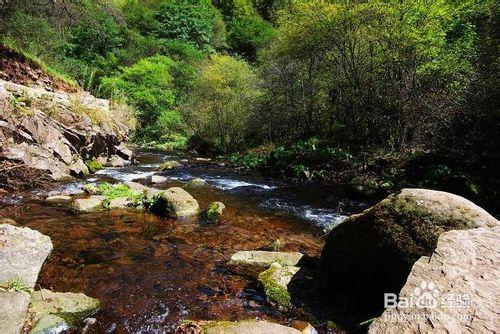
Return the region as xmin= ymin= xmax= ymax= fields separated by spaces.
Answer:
xmin=0 ymin=150 xmax=368 ymax=333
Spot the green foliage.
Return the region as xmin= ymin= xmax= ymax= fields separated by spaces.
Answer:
xmin=85 ymin=159 xmax=104 ymax=173
xmin=182 ymin=54 xmax=260 ymax=152
xmin=227 ymin=16 xmax=275 ymax=61
xmin=0 ymin=278 xmax=31 ymax=294
xmin=154 ymin=0 xmax=226 ymax=50
xmin=96 ymin=182 xmax=143 ymax=203
xmin=101 ymin=55 xmax=178 ymax=138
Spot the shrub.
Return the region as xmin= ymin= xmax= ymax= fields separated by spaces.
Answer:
xmin=227 ymin=16 xmax=275 ymax=61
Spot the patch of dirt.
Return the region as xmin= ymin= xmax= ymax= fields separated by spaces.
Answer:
xmin=0 ymin=45 xmax=78 ymax=93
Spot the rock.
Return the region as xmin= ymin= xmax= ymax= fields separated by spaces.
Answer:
xmin=0 ymin=224 xmax=52 ymax=334
xmin=68 ymin=159 xmax=89 ymax=177
xmin=82 ymin=184 xmax=97 ymax=194
xmin=320 ymin=188 xmax=499 ymax=316
xmin=114 ymin=143 xmax=132 ymax=161
xmin=96 ymin=156 xmax=107 ymax=166
xmin=45 ymin=195 xmax=72 ymax=204
xmin=263 ymin=238 xmax=286 ymax=251
xmin=0 ymin=291 xmax=30 ymax=334
xmin=185 ymin=178 xmax=207 ymax=187
xmin=151 ymin=175 xmax=168 ymax=184
xmin=123 ymin=181 xmax=147 ymax=193
xmin=0 ymin=224 xmax=53 ymax=288
xmin=258 ymin=262 xmax=300 ymax=308
xmin=195 ymin=157 xmax=211 ymax=162
xmin=369 ymin=226 xmax=500 ymax=334
xmin=71 ymin=196 xmax=106 ymax=213
xmin=108 ymin=155 xmax=126 ymax=167
xmin=29 ymin=289 xmax=100 ymax=331
xmin=204 ymin=202 xmax=225 ymax=223
xmin=190 ymin=320 xmax=303 ymax=334
xmin=298 ymin=323 xmax=318 ymax=334
xmin=108 ymin=197 xmax=132 ymax=209
xmin=149 ymin=187 xmax=199 ymax=218
xmin=228 ymin=250 xmax=303 ymax=268
xmin=29 ymin=314 xmax=68 ymax=334
xmin=144 ymin=187 xmax=163 ymax=201
xmin=157 ymin=160 xmax=182 ymax=171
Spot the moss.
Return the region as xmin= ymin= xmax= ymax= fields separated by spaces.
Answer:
xmin=0 ymin=278 xmax=31 ymax=294
xmin=85 ymin=159 xmax=104 ymax=173
xmin=206 ymin=202 xmax=221 ymax=223
xmin=258 ymin=265 xmax=291 ymax=308
xmin=95 ymin=183 xmax=143 ymax=208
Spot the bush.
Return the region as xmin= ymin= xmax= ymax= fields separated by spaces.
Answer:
xmin=227 ymin=16 xmax=275 ymax=61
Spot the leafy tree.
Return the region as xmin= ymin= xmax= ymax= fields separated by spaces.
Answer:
xmin=101 ymin=55 xmax=179 ymax=138
xmin=227 ymin=15 xmax=275 ymax=61
xmin=154 ymin=0 xmax=226 ymax=50
xmin=182 ymin=54 xmax=260 ymax=152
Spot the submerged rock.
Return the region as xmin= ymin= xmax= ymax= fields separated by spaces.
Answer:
xmin=157 ymin=160 xmax=182 ymax=171
xmin=228 ymin=250 xmax=303 ymax=268
xmin=45 ymin=195 xmax=72 ymax=204
xmin=258 ymin=262 xmax=300 ymax=308
xmin=181 ymin=320 xmax=311 ymax=334
xmin=320 ymin=188 xmax=499 ymax=316
xmin=29 ymin=289 xmax=100 ymax=333
xmin=71 ymin=196 xmax=106 ymax=213
xmin=0 ymin=224 xmax=52 ymax=334
xmin=369 ymin=226 xmax=500 ymax=334
xmin=204 ymin=201 xmax=225 ymax=223
xmin=149 ymin=187 xmax=199 ymax=218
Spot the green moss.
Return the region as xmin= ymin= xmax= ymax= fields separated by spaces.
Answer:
xmin=206 ymin=202 xmax=221 ymax=222
xmin=258 ymin=266 xmax=291 ymax=308
xmin=95 ymin=183 xmax=143 ymax=208
xmin=85 ymin=159 xmax=104 ymax=173
xmin=0 ymin=278 xmax=31 ymax=294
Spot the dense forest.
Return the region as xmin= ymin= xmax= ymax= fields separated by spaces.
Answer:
xmin=1 ymin=0 xmax=498 ymax=209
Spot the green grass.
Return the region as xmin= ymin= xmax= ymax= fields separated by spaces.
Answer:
xmin=0 ymin=278 xmax=31 ymax=294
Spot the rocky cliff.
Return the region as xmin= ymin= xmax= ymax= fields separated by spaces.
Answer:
xmin=0 ymin=75 xmax=134 ymax=189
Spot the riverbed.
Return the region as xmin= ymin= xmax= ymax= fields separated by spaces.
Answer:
xmin=0 ymin=150 xmax=367 ymax=333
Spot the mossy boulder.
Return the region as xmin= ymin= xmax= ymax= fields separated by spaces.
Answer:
xmin=29 ymin=289 xmax=100 ymax=332
xmin=185 ymin=177 xmax=207 ymax=187
xmin=228 ymin=250 xmax=303 ymax=278
xmin=157 ymin=160 xmax=182 ymax=171
xmin=320 ymin=188 xmax=498 ymax=317
xmin=180 ymin=319 xmax=305 ymax=334
xmin=204 ymin=201 xmax=225 ymax=223
xmin=258 ymin=262 xmax=299 ymax=309
xmin=85 ymin=159 xmax=104 ymax=173
xmin=149 ymin=187 xmax=199 ymax=218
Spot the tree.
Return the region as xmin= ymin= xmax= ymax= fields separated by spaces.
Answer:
xmin=182 ymin=54 xmax=260 ymax=152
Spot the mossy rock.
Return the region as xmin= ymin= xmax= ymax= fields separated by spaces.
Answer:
xmin=29 ymin=289 xmax=100 ymax=329
xmin=258 ymin=262 xmax=299 ymax=309
xmin=320 ymin=188 xmax=498 ymax=317
xmin=149 ymin=187 xmax=199 ymax=218
xmin=204 ymin=201 xmax=225 ymax=223
xmin=157 ymin=160 xmax=182 ymax=171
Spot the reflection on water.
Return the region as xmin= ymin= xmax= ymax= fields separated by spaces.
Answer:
xmin=3 ymin=150 xmax=367 ymax=333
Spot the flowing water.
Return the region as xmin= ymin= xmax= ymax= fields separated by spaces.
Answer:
xmin=0 ymin=150 xmax=368 ymax=333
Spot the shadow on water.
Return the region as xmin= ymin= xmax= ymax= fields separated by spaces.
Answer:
xmin=0 ymin=149 xmax=371 ymax=333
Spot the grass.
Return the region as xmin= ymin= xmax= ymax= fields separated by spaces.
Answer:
xmin=0 ymin=278 xmax=31 ymax=294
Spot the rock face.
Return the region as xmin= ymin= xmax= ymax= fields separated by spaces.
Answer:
xmin=369 ymin=226 xmax=500 ymax=334
xmin=29 ymin=289 xmax=100 ymax=333
xmin=149 ymin=187 xmax=199 ymax=218
xmin=0 ymin=224 xmax=53 ymax=334
xmin=0 ymin=78 xmax=133 ymax=186
xmin=71 ymin=196 xmax=106 ymax=213
xmin=320 ymin=188 xmax=499 ymax=316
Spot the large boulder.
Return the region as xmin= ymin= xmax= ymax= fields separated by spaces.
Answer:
xmin=0 ymin=224 xmax=53 ymax=334
xmin=228 ymin=250 xmax=304 ymax=278
xmin=369 ymin=226 xmax=500 ymax=334
xmin=149 ymin=187 xmax=199 ymax=218
xmin=320 ymin=188 xmax=498 ymax=317
xmin=29 ymin=289 xmax=100 ymax=333
xmin=157 ymin=160 xmax=182 ymax=171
